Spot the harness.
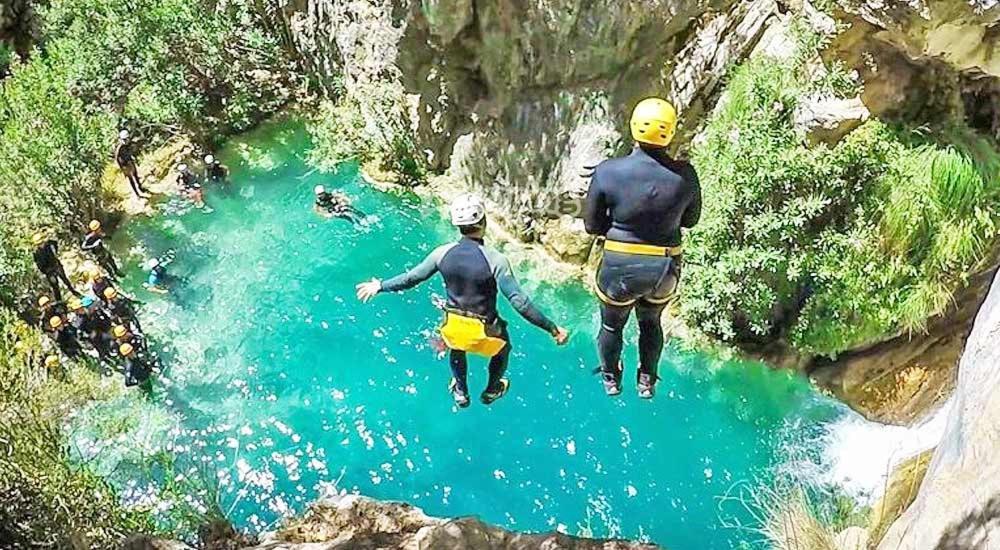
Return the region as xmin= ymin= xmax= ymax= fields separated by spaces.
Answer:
xmin=595 ymin=240 xmax=682 ymax=306
xmin=603 ymin=240 xmax=682 ymax=257
xmin=438 ymin=307 xmax=507 ymax=358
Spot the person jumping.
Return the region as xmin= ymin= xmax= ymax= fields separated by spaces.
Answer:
xmin=356 ymin=194 xmax=569 ymax=407
xmin=583 ymin=97 xmax=702 ymax=399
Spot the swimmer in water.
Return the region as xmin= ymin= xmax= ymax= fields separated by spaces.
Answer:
xmin=314 ymin=185 xmax=365 ymax=224
xmin=143 ymin=257 xmax=169 ymax=294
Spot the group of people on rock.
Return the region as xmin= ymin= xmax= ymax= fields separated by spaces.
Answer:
xmin=28 ymin=127 xmax=227 ymax=392
xmin=356 ymin=97 xmax=701 ymax=407
xmin=31 ymin=224 xmax=161 ymax=390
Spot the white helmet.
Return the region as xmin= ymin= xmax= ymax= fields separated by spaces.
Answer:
xmin=177 ymin=163 xmax=188 ymax=173
xmin=450 ymin=194 xmax=486 ymax=227
xmin=119 ymin=129 xmax=129 ymax=140
xmin=314 ymin=185 xmax=325 ymax=196
xmin=204 ymin=154 xmax=215 ymax=164
xmin=146 ymin=258 xmax=160 ymax=270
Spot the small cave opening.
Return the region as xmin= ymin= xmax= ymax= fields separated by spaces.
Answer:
xmin=961 ymin=71 xmax=1000 ymax=140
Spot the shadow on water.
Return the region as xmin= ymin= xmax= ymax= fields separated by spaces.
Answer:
xmin=69 ymin=116 xmax=845 ymax=550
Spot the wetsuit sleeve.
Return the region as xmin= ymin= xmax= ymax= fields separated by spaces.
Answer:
xmin=380 ymin=245 xmax=449 ymax=293
xmin=679 ymin=162 xmax=702 ymax=229
xmin=486 ymin=249 xmax=558 ymax=334
xmin=82 ymin=233 xmax=99 ymax=251
xmin=583 ymin=167 xmax=612 ymax=236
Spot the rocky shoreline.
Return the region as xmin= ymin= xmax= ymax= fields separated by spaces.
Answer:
xmin=127 ymin=495 xmax=660 ymax=550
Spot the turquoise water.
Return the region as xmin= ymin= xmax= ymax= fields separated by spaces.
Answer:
xmin=80 ymin=119 xmax=841 ymax=548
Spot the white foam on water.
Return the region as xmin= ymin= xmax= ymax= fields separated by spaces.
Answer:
xmin=819 ymin=399 xmax=952 ymax=503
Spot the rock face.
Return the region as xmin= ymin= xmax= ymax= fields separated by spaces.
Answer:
xmin=280 ymin=0 xmax=781 ymax=261
xmin=250 ymin=495 xmax=659 ymax=550
xmin=875 ymin=270 xmax=1000 ymax=549
xmin=808 ymin=265 xmax=997 ymax=425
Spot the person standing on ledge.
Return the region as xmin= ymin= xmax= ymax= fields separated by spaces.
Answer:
xmin=115 ymin=129 xmax=149 ymax=198
xmin=356 ymin=194 xmax=569 ymax=408
xmin=32 ymin=232 xmax=81 ymax=302
xmin=82 ymin=220 xmax=122 ymax=279
xmin=583 ymin=97 xmax=702 ymax=399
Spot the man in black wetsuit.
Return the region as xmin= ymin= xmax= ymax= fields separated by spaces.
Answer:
xmin=314 ymin=185 xmax=364 ymax=223
xmin=82 ymin=220 xmax=122 ymax=278
xmin=356 ymin=194 xmax=569 ymax=408
xmin=32 ymin=233 xmax=81 ymax=301
xmin=204 ymin=154 xmax=229 ymax=183
xmin=583 ymin=97 xmax=702 ymax=399
xmin=115 ymin=130 xmax=149 ymax=198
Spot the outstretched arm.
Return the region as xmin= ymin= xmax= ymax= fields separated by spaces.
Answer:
xmin=381 ymin=257 xmax=437 ymax=292
xmin=357 ymin=245 xmax=449 ymax=302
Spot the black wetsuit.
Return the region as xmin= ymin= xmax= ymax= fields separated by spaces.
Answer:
xmin=115 ymin=140 xmax=145 ymax=196
xmin=584 ymin=146 xmax=701 ymax=384
xmin=49 ymin=323 xmax=82 ymax=358
xmin=82 ymin=230 xmax=121 ymax=278
xmin=74 ymin=308 xmax=114 ymax=360
xmin=123 ymin=352 xmax=153 ymax=388
xmin=380 ymin=236 xmax=558 ymax=394
xmin=33 ymin=240 xmax=79 ymax=301
xmin=178 ymin=171 xmax=201 ymax=193
xmin=104 ymin=296 xmax=142 ymax=335
xmin=205 ymin=161 xmax=228 ymax=182
xmin=92 ymin=276 xmax=114 ymax=303
xmin=316 ymin=192 xmax=363 ymax=223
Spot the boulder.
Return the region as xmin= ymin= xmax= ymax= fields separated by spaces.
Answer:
xmin=794 ymin=94 xmax=870 ymax=145
xmin=246 ymin=494 xmax=659 ymax=549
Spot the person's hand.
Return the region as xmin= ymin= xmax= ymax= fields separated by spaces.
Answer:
xmin=552 ymin=327 xmax=569 ymax=346
xmin=356 ymin=279 xmax=382 ymax=303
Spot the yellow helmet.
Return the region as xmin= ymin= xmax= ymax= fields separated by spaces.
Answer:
xmin=48 ymin=316 xmax=63 ymax=329
xmin=88 ymin=220 xmax=101 ymax=232
xmin=32 ymin=232 xmax=46 ymax=245
xmin=44 ymin=355 xmax=60 ymax=369
xmin=38 ymin=296 xmax=51 ymax=308
xmin=112 ymin=325 xmax=127 ymax=339
xmin=119 ymin=343 xmax=134 ymax=356
xmin=103 ymin=287 xmax=118 ymax=300
xmin=68 ymin=298 xmax=83 ymax=311
xmin=630 ymin=97 xmax=678 ymax=147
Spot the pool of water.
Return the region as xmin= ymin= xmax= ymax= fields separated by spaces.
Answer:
xmin=72 ymin=118 xmax=843 ymax=549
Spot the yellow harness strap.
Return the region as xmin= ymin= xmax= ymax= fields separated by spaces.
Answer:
xmin=603 ymin=240 xmax=682 ymax=257
xmin=439 ymin=311 xmax=507 ymax=357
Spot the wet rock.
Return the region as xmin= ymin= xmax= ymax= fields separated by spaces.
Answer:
xmin=876 ymin=268 xmax=1000 ymax=549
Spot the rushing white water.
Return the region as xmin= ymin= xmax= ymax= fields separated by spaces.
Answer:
xmin=819 ymin=400 xmax=952 ymax=503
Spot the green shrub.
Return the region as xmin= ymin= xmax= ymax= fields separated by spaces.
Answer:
xmin=684 ymin=46 xmax=1000 ymax=357
xmin=308 ymin=81 xmax=427 ymax=185
xmin=0 ymin=313 xmax=154 ymax=547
